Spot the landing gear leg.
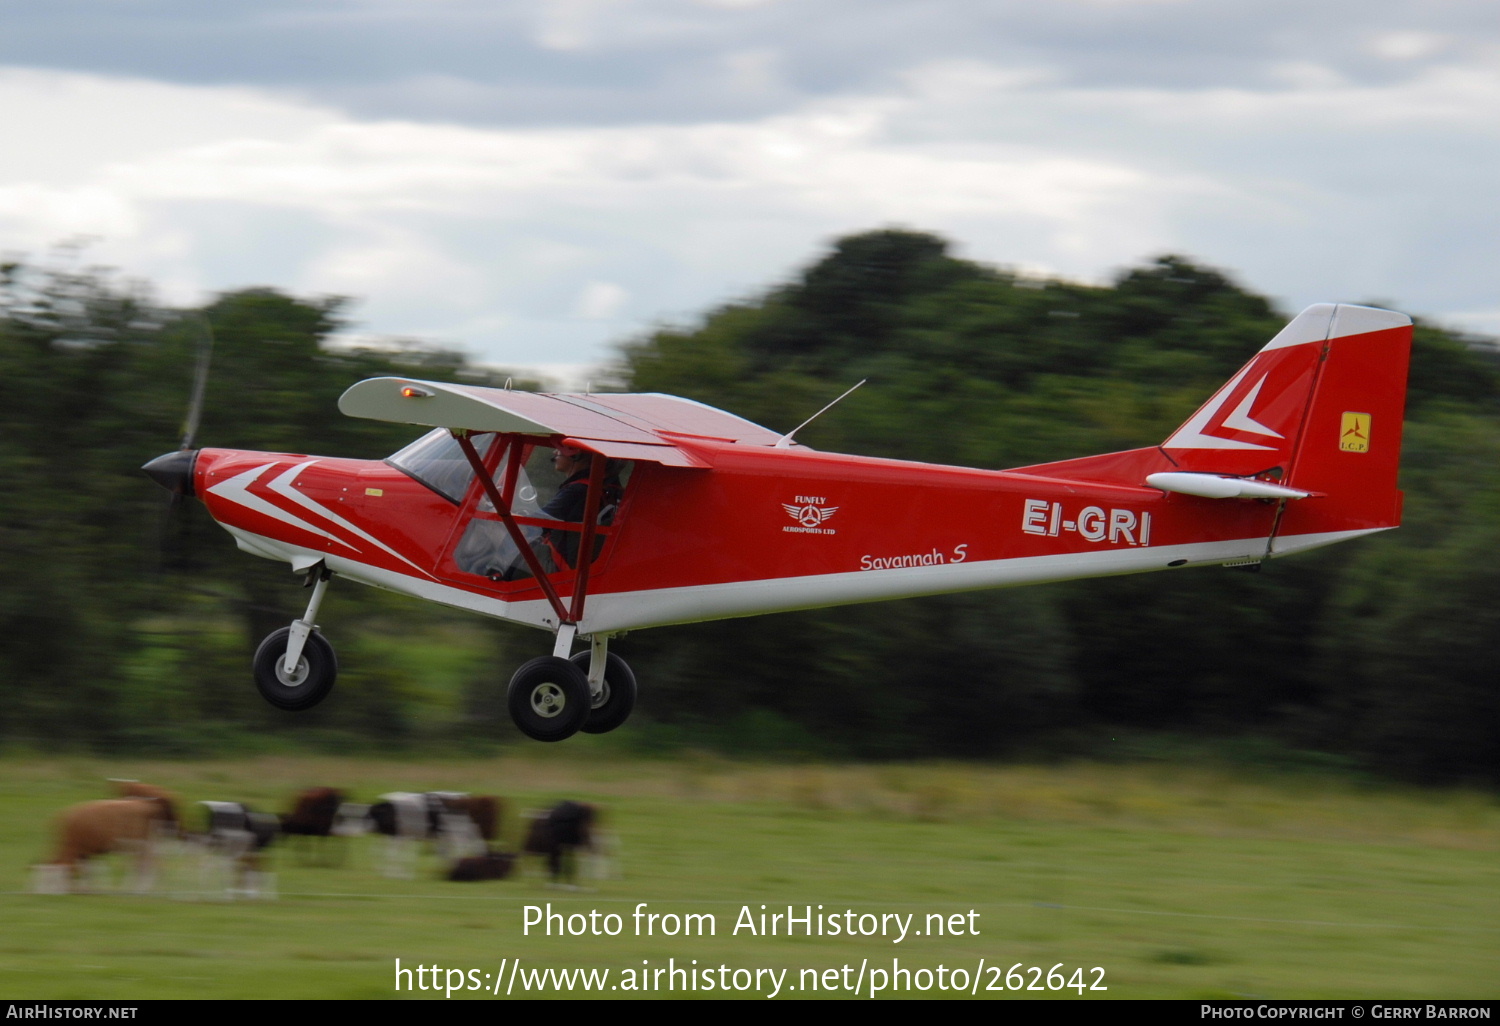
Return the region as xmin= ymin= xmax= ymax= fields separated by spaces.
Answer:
xmin=570 ymin=634 xmax=636 ymax=735
xmin=283 ymin=567 xmax=332 ymax=676
xmin=252 ymin=564 xmax=338 ymax=711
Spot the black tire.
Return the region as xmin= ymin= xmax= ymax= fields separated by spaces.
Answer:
xmin=253 ymin=627 xmax=338 ymax=711
xmin=507 ymin=656 xmax=590 ymax=742
xmin=570 ymin=651 xmax=637 ymax=735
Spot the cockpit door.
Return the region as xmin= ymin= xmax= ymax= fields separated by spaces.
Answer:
xmin=438 ymin=433 xmax=630 ymax=624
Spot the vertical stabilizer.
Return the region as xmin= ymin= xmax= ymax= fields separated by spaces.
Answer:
xmin=1006 ymin=304 xmax=1412 ymax=554
xmin=1268 ymin=305 xmax=1412 ymax=552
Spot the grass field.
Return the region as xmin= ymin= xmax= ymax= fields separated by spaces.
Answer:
xmin=0 ymin=753 xmax=1496 ymax=1000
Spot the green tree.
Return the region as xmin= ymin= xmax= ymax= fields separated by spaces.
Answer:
xmin=616 ymin=229 xmax=1500 ymax=775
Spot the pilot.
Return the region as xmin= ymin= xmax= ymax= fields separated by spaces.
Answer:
xmin=542 ymin=445 xmax=593 ymax=524
xmin=542 ymin=446 xmax=623 ymax=567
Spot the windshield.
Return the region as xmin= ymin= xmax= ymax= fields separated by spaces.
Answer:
xmin=386 ymin=429 xmax=494 ymax=504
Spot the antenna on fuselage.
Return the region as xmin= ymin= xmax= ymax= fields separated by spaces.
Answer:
xmin=774 ymin=379 xmax=867 ymax=449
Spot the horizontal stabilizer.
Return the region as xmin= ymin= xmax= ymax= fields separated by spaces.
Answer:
xmin=1145 ymin=472 xmax=1314 ymax=500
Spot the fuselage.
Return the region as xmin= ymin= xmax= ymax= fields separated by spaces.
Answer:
xmin=192 ymin=436 xmax=1381 ymax=637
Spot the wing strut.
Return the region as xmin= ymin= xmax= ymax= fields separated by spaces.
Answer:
xmin=453 ymin=432 xmax=575 ymax=626
xmin=569 ymin=454 xmax=606 ymax=623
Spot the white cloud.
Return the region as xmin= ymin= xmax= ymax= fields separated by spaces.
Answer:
xmin=0 ymin=68 xmax=331 ymax=184
xmin=694 ymin=0 xmax=781 ymax=9
xmin=1367 ymin=31 xmax=1450 ymax=62
xmin=302 ymin=226 xmax=489 ymax=305
xmin=573 ymin=281 xmax=629 ymax=319
xmin=0 ymin=183 xmax=140 ymax=247
xmin=1 ymin=46 xmax=1497 ymax=372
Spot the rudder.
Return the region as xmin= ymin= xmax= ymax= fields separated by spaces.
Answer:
xmin=1270 ymin=305 xmax=1412 ymax=553
xmin=1156 ymin=303 xmax=1411 ymax=553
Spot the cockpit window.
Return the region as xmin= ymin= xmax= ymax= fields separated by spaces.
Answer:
xmin=452 ymin=447 xmax=634 ymax=582
xmin=386 ymin=429 xmax=494 ymax=503
xmin=477 ymin=445 xmax=550 ymax=518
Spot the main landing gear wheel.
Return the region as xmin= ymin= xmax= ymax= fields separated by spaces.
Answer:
xmin=253 ymin=627 xmax=338 ymax=711
xmin=570 ymin=651 xmax=637 ymax=735
xmin=507 ymin=656 xmax=591 ymax=742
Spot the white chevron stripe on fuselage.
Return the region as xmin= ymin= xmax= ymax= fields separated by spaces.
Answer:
xmin=264 ymin=461 xmax=436 ymax=579
xmin=208 ymin=463 xmax=360 ymax=551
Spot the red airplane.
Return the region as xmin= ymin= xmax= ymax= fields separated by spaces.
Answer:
xmin=143 ymin=303 xmax=1412 ymax=742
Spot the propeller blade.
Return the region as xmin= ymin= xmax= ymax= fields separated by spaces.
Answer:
xmin=149 ymin=312 xmax=214 ymax=572
xmin=179 ymin=315 xmax=215 ymax=451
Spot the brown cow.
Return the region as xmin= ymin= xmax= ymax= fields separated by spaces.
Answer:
xmin=280 ymin=787 xmax=347 ymax=866
xmin=46 ymin=797 xmax=174 ymax=892
xmin=281 ymin=787 xmax=344 ymax=836
xmin=107 ymin=779 xmax=180 ymax=832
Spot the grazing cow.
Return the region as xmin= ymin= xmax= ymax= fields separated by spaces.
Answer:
xmin=447 ymin=850 xmax=516 ymax=882
xmin=281 ymin=787 xmax=344 ymax=836
xmin=43 ymin=797 xmax=174 ymax=892
xmin=523 ymin=801 xmax=597 ymax=887
xmin=368 ymin=792 xmax=502 ymax=878
xmin=332 ymin=802 xmax=372 ymax=836
xmin=107 ymin=779 xmax=181 ymax=833
xmin=197 ymin=801 xmax=279 ymax=899
xmin=280 ymin=787 xmax=347 ymax=865
xmin=443 ymin=795 xmax=501 ymax=845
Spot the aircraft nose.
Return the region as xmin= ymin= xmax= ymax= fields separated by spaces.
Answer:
xmin=142 ymin=449 xmax=199 ymax=497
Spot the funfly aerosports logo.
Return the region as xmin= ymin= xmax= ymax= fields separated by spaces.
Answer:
xmin=782 ymin=496 xmax=839 ymax=534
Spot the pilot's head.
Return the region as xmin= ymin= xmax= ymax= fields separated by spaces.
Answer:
xmin=552 ymin=445 xmax=589 ymax=475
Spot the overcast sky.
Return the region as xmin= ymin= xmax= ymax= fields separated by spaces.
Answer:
xmin=1 ymin=0 xmax=1496 ymax=380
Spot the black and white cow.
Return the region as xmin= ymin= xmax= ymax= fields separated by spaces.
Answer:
xmin=367 ymin=792 xmax=500 ymax=877
xmin=198 ymin=801 xmax=279 ymax=899
xmin=523 ymin=801 xmax=602 ymax=887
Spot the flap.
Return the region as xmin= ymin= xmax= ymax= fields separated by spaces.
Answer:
xmin=562 ymin=437 xmax=711 ymax=469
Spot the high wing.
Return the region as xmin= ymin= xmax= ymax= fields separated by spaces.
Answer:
xmin=338 ymin=377 xmax=797 ymax=468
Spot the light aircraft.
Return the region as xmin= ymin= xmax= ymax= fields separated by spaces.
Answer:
xmin=143 ymin=303 xmax=1412 ymax=742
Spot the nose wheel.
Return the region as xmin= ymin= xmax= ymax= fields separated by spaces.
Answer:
xmin=251 ymin=563 xmax=338 ymax=712
xmin=253 ymin=627 xmax=338 ymax=711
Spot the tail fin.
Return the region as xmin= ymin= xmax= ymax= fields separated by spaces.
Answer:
xmin=1161 ymin=304 xmax=1409 ymax=480
xmin=1255 ymin=304 xmax=1411 ymax=551
xmin=1010 ymin=303 xmax=1413 ymax=549
xmin=1162 ymin=303 xmax=1414 ymax=552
